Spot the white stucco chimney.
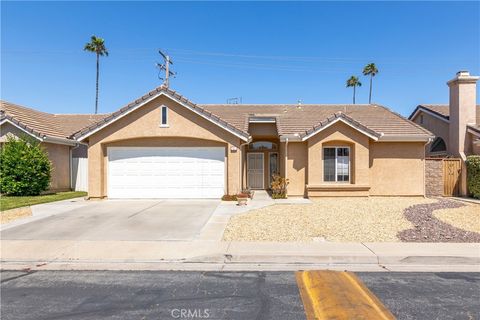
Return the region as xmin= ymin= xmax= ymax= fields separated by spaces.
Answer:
xmin=447 ymin=70 xmax=479 ymax=156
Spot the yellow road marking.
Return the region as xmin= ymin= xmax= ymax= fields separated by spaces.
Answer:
xmin=296 ymin=270 xmax=396 ymax=320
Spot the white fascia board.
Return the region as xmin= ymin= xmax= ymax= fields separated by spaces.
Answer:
xmin=301 ymin=117 xmax=379 ymax=141
xmin=0 ymin=118 xmax=43 ymax=141
xmin=377 ymin=135 xmax=433 ymax=142
xmin=410 ymin=108 xmax=449 ymax=123
xmin=42 ymin=136 xmax=77 ymax=146
xmin=76 ymin=91 xmax=249 ymax=142
xmin=279 ymin=134 xmax=301 ymax=142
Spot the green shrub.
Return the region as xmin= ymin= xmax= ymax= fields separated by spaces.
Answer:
xmin=0 ymin=135 xmax=51 ymax=196
xmin=270 ymin=174 xmax=289 ymax=199
xmin=466 ymin=155 xmax=480 ymax=199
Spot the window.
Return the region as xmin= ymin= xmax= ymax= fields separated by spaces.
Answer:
xmin=420 ymin=115 xmax=424 ymax=124
xmin=323 ymin=147 xmax=350 ymax=182
xmin=430 ymin=137 xmax=446 ymax=153
xmin=248 ymin=141 xmax=277 ymax=150
xmin=160 ymin=106 xmax=168 ymax=126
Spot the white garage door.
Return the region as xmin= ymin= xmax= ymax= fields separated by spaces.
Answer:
xmin=108 ymin=147 xmax=225 ymax=199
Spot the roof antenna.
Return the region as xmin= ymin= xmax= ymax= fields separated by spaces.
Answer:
xmin=156 ymin=50 xmax=176 ymax=87
xmin=227 ymin=97 xmax=242 ymax=104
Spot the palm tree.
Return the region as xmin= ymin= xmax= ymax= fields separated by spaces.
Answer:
xmin=346 ymin=76 xmax=362 ymax=104
xmin=84 ymin=35 xmax=108 ymax=114
xmin=362 ymin=63 xmax=379 ymax=104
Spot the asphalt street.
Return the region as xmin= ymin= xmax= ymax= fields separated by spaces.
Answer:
xmin=1 ymin=271 xmax=479 ymax=320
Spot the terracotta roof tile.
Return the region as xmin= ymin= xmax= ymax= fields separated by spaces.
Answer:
xmin=1 ymin=100 xmax=110 ymax=139
xmin=412 ymin=104 xmax=480 ymax=120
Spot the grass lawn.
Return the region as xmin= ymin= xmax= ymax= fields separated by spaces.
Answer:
xmin=0 ymin=191 xmax=87 ymax=211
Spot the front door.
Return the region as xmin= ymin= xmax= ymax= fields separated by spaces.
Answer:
xmin=247 ymin=153 xmax=264 ymax=189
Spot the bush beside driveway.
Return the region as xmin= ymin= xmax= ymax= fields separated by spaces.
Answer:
xmin=223 ymin=198 xmax=437 ymax=242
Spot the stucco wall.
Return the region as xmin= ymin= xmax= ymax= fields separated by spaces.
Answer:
xmin=286 ymin=142 xmax=307 ymax=196
xmin=369 ymin=142 xmax=425 ymax=196
xmin=305 ymin=121 xmax=370 ymax=196
xmin=411 ymin=112 xmax=449 ymax=155
xmin=43 ymin=142 xmax=71 ymax=192
xmin=0 ymin=122 xmax=27 ymax=142
xmin=248 ymin=123 xmax=278 ymax=137
xmin=86 ymin=95 xmax=243 ymax=198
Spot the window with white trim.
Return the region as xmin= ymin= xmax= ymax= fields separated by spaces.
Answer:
xmin=323 ymin=147 xmax=350 ymax=182
xmin=160 ymin=106 xmax=168 ymax=126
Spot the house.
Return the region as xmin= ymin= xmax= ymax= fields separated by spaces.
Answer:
xmin=409 ymin=70 xmax=479 ymax=195
xmin=0 ymin=101 xmax=108 ymax=192
xmin=1 ymin=84 xmax=434 ymax=199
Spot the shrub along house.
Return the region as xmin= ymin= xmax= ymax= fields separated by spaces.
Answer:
xmin=0 ymin=101 xmax=107 ymax=192
xmin=2 ymin=83 xmax=434 ymax=199
xmin=409 ymin=71 xmax=479 ymax=195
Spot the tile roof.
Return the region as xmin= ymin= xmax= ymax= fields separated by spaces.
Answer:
xmin=2 ymin=86 xmax=433 ymax=143
xmin=411 ymin=104 xmax=480 ymax=120
xmin=201 ymin=103 xmax=432 ymax=138
xmin=1 ymin=100 xmax=110 ymax=139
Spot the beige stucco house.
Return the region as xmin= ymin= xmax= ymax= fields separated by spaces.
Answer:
xmin=409 ymin=71 xmax=479 ymax=195
xmin=2 ymin=84 xmax=434 ymax=199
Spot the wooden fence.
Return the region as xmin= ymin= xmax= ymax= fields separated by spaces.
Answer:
xmin=442 ymin=158 xmax=461 ymax=196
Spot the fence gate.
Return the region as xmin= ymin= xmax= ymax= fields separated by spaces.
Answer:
xmin=442 ymin=158 xmax=461 ymax=196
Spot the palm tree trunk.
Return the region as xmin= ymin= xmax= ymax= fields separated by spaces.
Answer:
xmin=95 ymin=53 xmax=99 ymax=114
xmin=369 ymin=75 xmax=373 ymax=104
xmin=353 ymin=86 xmax=356 ymax=104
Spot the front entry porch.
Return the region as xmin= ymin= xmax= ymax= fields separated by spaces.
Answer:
xmin=245 ymin=141 xmax=279 ymax=190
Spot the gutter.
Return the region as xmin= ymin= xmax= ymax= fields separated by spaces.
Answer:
xmin=42 ymin=135 xmax=78 ymax=146
xmin=279 ymin=134 xmax=301 ymax=142
xmin=377 ymin=135 xmax=434 ymax=142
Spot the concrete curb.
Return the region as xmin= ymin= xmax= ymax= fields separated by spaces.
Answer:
xmin=1 ymin=240 xmax=479 ymax=271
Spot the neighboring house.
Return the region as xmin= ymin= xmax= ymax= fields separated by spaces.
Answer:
xmin=409 ymin=71 xmax=479 ymax=195
xmin=1 ymin=85 xmax=434 ymax=199
xmin=0 ymin=101 xmax=108 ymax=192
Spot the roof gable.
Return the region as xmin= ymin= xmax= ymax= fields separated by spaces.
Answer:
xmin=300 ymin=112 xmax=380 ymax=141
xmin=73 ymin=86 xmax=250 ymax=142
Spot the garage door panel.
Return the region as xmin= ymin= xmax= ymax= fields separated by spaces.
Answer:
xmin=108 ymin=147 xmax=225 ymax=199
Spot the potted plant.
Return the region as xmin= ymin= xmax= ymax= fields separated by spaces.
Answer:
xmin=270 ymin=174 xmax=289 ymax=199
xmin=236 ymin=192 xmax=249 ymax=206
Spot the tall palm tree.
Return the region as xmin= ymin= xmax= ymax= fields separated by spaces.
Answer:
xmin=84 ymin=35 xmax=108 ymax=114
xmin=346 ymin=76 xmax=362 ymax=104
xmin=362 ymin=63 xmax=379 ymax=104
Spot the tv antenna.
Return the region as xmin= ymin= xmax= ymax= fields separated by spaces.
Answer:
xmin=156 ymin=50 xmax=176 ymax=87
xmin=227 ymin=97 xmax=242 ymax=104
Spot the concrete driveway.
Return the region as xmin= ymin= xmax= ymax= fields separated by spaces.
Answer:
xmin=1 ymin=200 xmax=219 ymax=241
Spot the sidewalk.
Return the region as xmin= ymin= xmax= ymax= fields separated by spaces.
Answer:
xmin=1 ymin=239 xmax=479 ymax=272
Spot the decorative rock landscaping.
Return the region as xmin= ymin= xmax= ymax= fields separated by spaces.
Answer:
xmin=398 ymin=199 xmax=480 ymax=243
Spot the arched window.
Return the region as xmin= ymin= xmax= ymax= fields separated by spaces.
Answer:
xmin=248 ymin=141 xmax=277 ymax=150
xmin=430 ymin=137 xmax=446 ymax=153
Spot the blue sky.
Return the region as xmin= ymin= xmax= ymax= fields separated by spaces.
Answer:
xmin=1 ymin=1 xmax=479 ymax=117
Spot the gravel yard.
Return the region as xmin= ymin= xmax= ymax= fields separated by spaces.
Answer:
xmin=223 ymin=197 xmax=436 ymax=242
xmin=433 ymin=204 xmax=480 ymax=233
xmin=398 ymin=199 xmax=480 ymax=242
